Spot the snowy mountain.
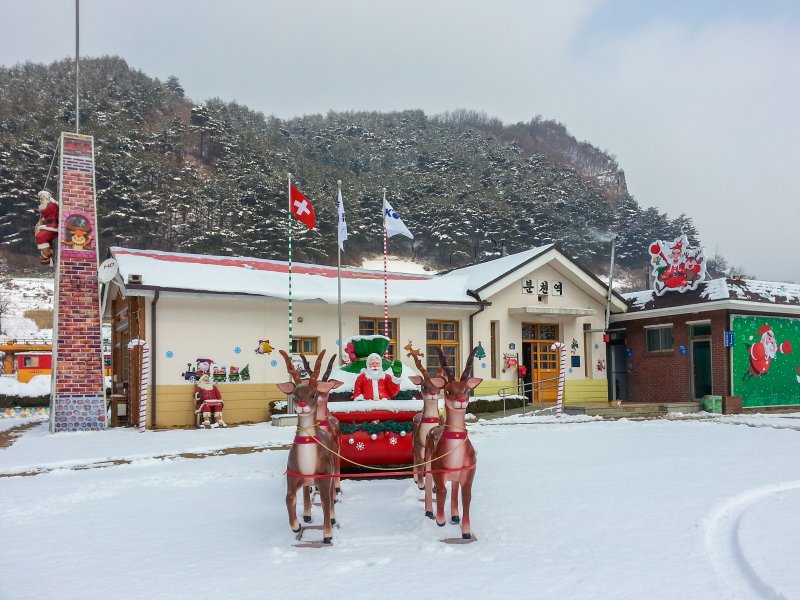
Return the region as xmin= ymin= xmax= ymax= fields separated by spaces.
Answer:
xmin=1 ymin=57 xmax=703 ymax=274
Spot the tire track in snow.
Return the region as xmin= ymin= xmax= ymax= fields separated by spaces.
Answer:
xmin=704 ymin=481 xmax=800 ymax=599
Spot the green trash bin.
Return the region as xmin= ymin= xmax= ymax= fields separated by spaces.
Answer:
xmin=702 ymin=395 xmax=722 ymax=414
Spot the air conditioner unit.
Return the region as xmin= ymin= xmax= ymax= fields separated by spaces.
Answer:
xmin=127 ymin=274 xmax=142 ymax=284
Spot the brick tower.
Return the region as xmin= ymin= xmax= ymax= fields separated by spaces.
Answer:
xmin=49 ymin=132 xmax=106 ymax=432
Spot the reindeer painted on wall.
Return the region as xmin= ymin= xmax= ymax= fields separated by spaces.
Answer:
xmin=407 ymin=348 xmax=445 ymax=490
xmin=277 ymin=350 xmax=338 ymax=544
xmin=424 ymin=346 xmax=482 ymax=540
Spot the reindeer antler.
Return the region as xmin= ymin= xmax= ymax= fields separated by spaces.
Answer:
xmin=308 ymin=350 xmax=326 ymax=386
xmin=279 ymin=350 xmax=303 ymax=384
xmin=321 ymin=354 xmax=336 ymax=382
xmin=435 ymin=347 xmax=455 ymax=382
xmin=299 ymin=354 xmax=312 ymax=375
xmin=408 ymin=347 xmax=431 ymax=382
xmin=461 ymin=346 xmax=480 ymax=381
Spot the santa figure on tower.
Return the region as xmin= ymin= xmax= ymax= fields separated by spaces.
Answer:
xmin=352 ymin=353 xmax=402 ymax=401
xmin=34 ymin=190 xmax=59 ymax=265
xmin=746 ymin=324 xmax=792 ymax=379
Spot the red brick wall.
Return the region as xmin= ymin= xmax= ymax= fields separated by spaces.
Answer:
xmin=51 ymin=133 xmax=105 ymax=432
xmin=621 ymin=310 xmax=731 ymax=403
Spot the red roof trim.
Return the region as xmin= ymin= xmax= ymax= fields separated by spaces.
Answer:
xmin=112 ymin=249 xmax=432 ymax=281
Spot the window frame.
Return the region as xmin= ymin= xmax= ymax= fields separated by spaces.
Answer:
xmin=645 ymin=325 xmax=674 ymax=353
xmin=358 ymin=317 xmax=398 ymax=361
xmin=290 ymin=337 xmax=319 ymax=355
xmin=426 ymin=319 xmax=461 ymax=374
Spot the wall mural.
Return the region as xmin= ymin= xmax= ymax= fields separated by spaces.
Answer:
xmin=732 ymin=315 xmax=798 ymax=407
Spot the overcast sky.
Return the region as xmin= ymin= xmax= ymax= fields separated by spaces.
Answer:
xmin=2 ymin=1 xmax=798 ymax=282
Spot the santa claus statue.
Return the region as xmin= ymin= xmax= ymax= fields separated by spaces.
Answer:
xmin=194 ymin=373 xmax=227 ymax=428
xmin=34 ymin=190 xmax=59 ymax=265
xmin=747 ymin=324 xmax=792 ymax=378
xmin=353 ymin=353 xmax=402 ymax=401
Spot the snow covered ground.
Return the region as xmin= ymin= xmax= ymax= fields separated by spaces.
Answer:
xmin=2 ymin=413 xmax=800 ymax=599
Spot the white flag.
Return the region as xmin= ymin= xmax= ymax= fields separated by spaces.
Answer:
xmin=383 ymin=197 xmax=414 ymax=239
xmin=337 ymin=189 xmax=348 ymax=251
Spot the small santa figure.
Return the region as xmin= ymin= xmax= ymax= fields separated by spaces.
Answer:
xmin=34 ymin=190 xmax=59 ymax=264
xmin=194 ymin=373 xmax=227 ymax=428
xmin=748 ymin=324 xmax=792 ymax=378
xmin=353 ymin=353 xmax=402 ymax=401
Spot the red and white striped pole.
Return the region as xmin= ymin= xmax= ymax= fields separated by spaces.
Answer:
xmin=128 ymin=338 xmax=150 ymax=432
xmin=551 ymin=342 xmax=566 ymax=420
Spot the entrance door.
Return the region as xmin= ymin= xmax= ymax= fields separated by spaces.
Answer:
xmin=607 ymin=336 xmax=628 ymax=402
xmin=522 ymin=323 xmax=560 ymax=403
xmin=692 ymin=340 xmax=712 ymax=398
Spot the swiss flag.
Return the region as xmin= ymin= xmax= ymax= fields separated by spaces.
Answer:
xmin=289 ymin=185 xmax=316 ymax=230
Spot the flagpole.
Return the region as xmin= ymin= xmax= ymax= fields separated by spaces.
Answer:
xmin=382 ymin=188 xmax=389 ymax=342
xmin=287 ymin=172 xmax=294 ymax=415
xmin=337 ymin=180 xmax=343 ymax=366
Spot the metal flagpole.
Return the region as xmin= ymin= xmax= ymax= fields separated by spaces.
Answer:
xmin=337 ymin=180 xmax=344 ymax=366
xmin=287 ymin=173 xmax=295 ymax=415
xmin=382 ymin=188 xmax=389 ymax=340
xmin=75 ymin=0 xmax=80 ymax=133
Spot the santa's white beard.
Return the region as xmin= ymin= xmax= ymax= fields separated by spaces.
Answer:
xmin=764 ymin=339 xmax=778 ymax=358
xmin=198 ymin=380 xmax=214 ymax=391
xmin=365 ymin=367 xmax=384 ymax=381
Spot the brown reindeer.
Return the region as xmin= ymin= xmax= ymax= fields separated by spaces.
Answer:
xmin=407 ymin=350 xmax=445 ymax=490
xmin=277 ymin=350 xmax=338 ymax=544
xmin=301 ymin=353 xmax=344 ymax=496
xmin=424 ymin=347 xmax=482 ymax=539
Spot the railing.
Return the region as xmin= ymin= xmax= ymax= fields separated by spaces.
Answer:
xmin=0 ymin=337 xmax=53 ymax=346
xmin=495 ymin=376 xmax=563 ymax=417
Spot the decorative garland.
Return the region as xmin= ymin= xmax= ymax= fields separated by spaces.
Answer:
xmin=340 ymin=420 xmax=413 ymax=435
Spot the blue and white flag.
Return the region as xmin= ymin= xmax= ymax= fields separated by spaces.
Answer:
xmin=337 ymin=188 xmax=348 ymax=251
xmin=383 ymin=196 xmax=414 ymax=239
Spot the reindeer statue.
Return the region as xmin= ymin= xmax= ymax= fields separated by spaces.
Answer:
xmin=301 ymin=353 xmax=344 ymax=496
xmin=277 ymin=350 xmax=338 ymax=544
xmin=424 ymin=347 xmax=482 ymax=540
xmin=407 ymin=347 xmax=445 ymax=490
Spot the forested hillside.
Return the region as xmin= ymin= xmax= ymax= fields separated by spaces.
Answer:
xmin=0 ymin=57 xmax=703 ymax=275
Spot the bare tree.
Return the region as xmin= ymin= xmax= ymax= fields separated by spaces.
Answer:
xmin=0 ymin=292 xmax=12 ymax=336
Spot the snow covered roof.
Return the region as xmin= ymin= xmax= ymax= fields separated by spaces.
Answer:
xmin=107 ymin=245 xmax=619 ymax=309
xmin=617 ymin=278 xmax=800 ymax=320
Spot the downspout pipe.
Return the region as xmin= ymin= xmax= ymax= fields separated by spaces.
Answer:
xmin=150 ymin=290 xmax=159 ymax=428
xmin=467 ymin=289 xmax=486 ymax=375
xmin=604 ymin=236 xmax=618 ymax=332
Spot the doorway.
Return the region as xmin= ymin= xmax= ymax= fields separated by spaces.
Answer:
xmin=607 ymin=332 xmax=628 ymax=402
xmin=522 ymin=323 xmax=560 ymax=403
xmin=691 ymin=340 xmax=712 ymax=398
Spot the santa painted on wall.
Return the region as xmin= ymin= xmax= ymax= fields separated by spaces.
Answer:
xmin=352 ymin=353 xmax=402 ymax=401
xmin=194 ymin=373 xmax=227 ymax=428
xmin=34 ymin=190 xmax=59 ymax=264
xmin=747 ymin=324 xmax=792 ymax=378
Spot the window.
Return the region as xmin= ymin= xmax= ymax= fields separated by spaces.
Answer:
xmin=23 ymin=356 xmax=39 ymax=367
xmin=646 ymin=326 xmax=673 ymax=352
xmin=522 ymin=323 xmax=559 ymax=341
xmin=426 ymin=320 xmax=460 ymax=374
xmin=291 ymin=337 xmax=318 ymax=354
xmin=358 ymin=317 xmax=398 ymax=360
xmin=689 ymin=323 xmax=711 ymax=337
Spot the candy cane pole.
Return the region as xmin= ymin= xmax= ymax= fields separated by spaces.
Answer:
xmin=550 ymin=342 xmax=566 ymax=420
xmin=127 ymin=338 xmax=150 ymax=432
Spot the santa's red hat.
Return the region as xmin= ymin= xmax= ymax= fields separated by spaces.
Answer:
xmin=671 ymin=239 xmax=683 ymax=251
xmin=757 ymin=325 xmax=772 ymax=337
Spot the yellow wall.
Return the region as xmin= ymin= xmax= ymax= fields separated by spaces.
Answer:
xmin=564 ymin=379 xmax=608 ymax=404
xmin=474 ymin=379 xmax=523 ymax=397
xmin=149 ymin=383 xmax=286 ymax=428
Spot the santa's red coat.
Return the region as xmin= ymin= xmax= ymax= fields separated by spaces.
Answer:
xmin=353 ymin=372 xmax=401 ymax=400
xmin=195 ymin=385 xmax=224 ymax=412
